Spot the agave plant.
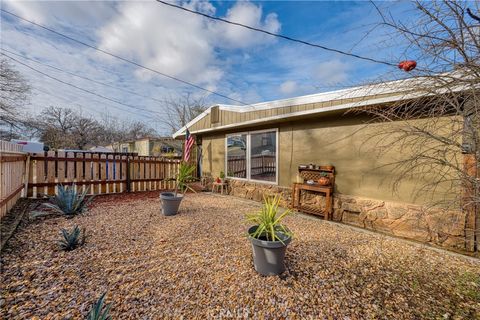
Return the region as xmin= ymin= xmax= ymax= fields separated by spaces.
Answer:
xmin=32 ymin=184 xmax=93 ymax=218
xmin=246 ymin=195 xmax=293 ymax=242
xmin=58 ymin=225 xmax=86 ymax=251
xmin=87 ymin=292 xmax=112 ymax=320
xmin=174 ymin=162 xmax=196 ymax=196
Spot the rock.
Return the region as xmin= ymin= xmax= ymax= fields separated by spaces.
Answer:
xmin=226 ymin=181 xmax=467 ymax=250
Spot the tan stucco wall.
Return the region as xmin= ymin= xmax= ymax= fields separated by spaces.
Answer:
xmin=200 ymin=114 xmax=460 ymax=205
xmin=201 ymin=134 xmax=225 ymax=178
xmin=133 ymin=140 xmax=150 ymax=156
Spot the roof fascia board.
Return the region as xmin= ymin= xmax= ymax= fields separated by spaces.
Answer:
xmin=172 ymin=107 xmax=213 ymax=138
xmin=178 ymin=92 xmax=424 ymax=137
xmin=172 ymin=73 xmax=468 ymax=138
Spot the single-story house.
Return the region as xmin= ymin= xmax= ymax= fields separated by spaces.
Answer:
xmin=108 ymin=137 xmax=182 ymax=157
xmin=173 ymin=77 xmax=476 ymax=251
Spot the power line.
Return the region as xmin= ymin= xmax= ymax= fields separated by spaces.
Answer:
xmin=155 ymin=0 xmax=397 ymax=67
xmin=1 ymin=52 xmax=169 ymax=117
xmin=31 ymin=86 xmax=153 ymax=120
xmin=0 ymin=9 xmax=249 ymax=105
xmin=32 ymin=87 xmax=171 ymax=135
xmin=2 ymin=48 xmax=166 ymax=105
xmin=10 ymin=28 xmax=365 ymax=100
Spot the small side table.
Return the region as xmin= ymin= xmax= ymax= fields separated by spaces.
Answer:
xmin=200 ymin=176 xmax=209 ymax=188
xmin=212 ymin=181 xmax=228 ymax=195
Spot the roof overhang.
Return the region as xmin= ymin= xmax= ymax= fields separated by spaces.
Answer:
xmin=173 ymin=92 xmax=422 ymax=138
xmin=172 ymin=72 xmax=472 ymax=138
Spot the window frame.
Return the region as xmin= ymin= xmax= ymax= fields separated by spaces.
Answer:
xmin=225 ymin=128 xmax=278 ymax=185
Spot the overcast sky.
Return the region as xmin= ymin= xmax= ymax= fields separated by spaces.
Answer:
xmin=1 ymin=0 xmax=415 ymax=134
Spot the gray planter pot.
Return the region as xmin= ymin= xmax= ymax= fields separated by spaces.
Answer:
xmin=160 ymin=192 xmax=183 ymax=216
xmin=248 ymin=226 xmax=292 ymax=276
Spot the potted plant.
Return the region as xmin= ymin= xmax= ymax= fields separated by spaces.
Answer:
xmin=160 ymin=162 xmax=196 ymax=216
xmin=317 ymin=172 xmax=330 ymax=186
xmin=219 ymin=171 xmax=225 ymax=183
xmin=246 ymin=195 xmax=293 ymax=276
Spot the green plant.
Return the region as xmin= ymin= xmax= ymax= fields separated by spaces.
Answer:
xmin=58 ymin=225 xmax=86 ymax=251
xmin=246 ymin=195 xmax=293 ymax=242
xmin=174 ymin=162 xmax=196 ymax=196
xmin=319 ymin=172 xmax=328 ymax=177
xmin=219 ymin=171 xmax=225 ymax=179
xmin=87 ymin=292 xmax=112 ymax=320
xmin=164 ymin=151 xmax=176 ymax=158
xmin=31 ymin=184 xmax=93 ymax=218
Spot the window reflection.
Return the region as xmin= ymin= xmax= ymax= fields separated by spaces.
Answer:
xmin=226 ymin=134 xmax=247 ymax=178
xmin=250 ymin=131 xmax=276 ymax=182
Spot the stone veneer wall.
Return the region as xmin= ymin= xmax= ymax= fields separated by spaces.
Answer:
xmin=226 ymin=180 xmax=467 ymax=251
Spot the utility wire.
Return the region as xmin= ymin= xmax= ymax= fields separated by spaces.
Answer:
xmin=31 ymin=86 xmax=154 ymax=120
xmin=2 ymin=48 xmax=165 ymax=105
xmin=155 ymin=0 xmax=397 ymax=67
xmin=0 ymin=9 xmax=249 ymax=105
xmin=2 ymin=52 xmax=169 ymax=117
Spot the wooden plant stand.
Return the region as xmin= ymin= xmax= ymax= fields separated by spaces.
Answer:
xmin=212 ymin=181 xmax=228 ymax=195
xmin=291 ymin=166 xmax=335 ymax=220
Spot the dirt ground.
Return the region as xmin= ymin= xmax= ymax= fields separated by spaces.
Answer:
xmin=1 ymin=192 xmax=479 ymax=319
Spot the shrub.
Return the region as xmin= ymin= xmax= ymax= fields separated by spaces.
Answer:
xmin=58 ymin=225 xmax=86 ymax=251
xmin=174 ymin=162 xmax=196 ymax=196
xmin=246 ymin=195 xmax=293 ymax=243
xmin=87 ymin=292 xmax=112 ymax=320
xmin=31 ymin=184 xmax=93 ymax=218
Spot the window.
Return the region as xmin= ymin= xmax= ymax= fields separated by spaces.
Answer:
xmin=226 ymin=129 xmax=277 ymax=183
xmin=226 ymin=134 xmax=247 ymax=179
xmin=161 ymin=146 xmax=174 ymax=153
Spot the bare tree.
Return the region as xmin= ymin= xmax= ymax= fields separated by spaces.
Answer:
xmin=0 ymin=58 xmax=30 ymax=139
xmin=72 ymin=115 xmax=102 ymax=150
xmin=37 ymin=106 xmax=76 ymax=149
xmin=360 ymin=1 xmax=479 ymax=250
xmin=95 ymin=113 xmax=159 ymax=151
xmin=125 ymin=121 xmax=158 ymax=140
xmin=41 ymin=106 xmax=76 ymax=134
xmin=34 ymin=106 xmax=103 ymax=149
xmin=160 ymin=93 xmax=207 ymax=133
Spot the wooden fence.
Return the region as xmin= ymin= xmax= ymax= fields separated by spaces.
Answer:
xmin=226 ymin=155 xmax=276 ymax=179
xmin=26 ymin=151 xmax=182 ymax=197
xmin=251 ymin=155 xmax=276 ymax=177
xmin=0 ymin=141 xmax=27 ymax=218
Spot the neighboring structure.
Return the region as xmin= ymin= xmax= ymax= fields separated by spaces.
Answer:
xmin=89 ymin=146 xmax=113 ymax=153
xmin=108 ymin=137 xmax=182 ymax=157
xmin=10 ymin=139 xmax=44 ymax=153
xmin=173 ymin=78 xmax=473 ymax=251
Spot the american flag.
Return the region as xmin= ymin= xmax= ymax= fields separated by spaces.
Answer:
xmin=183 ymin=128 xmax=195 ymax=162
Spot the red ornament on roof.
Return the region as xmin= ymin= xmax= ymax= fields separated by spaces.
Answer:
xmin=398 ymin=60 xmax=417 ymax=72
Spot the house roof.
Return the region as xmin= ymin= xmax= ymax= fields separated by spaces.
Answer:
xmin=172 ymin=73 xmax=468 ymax=138
xmin=120 ymin=136 xmax=178 ymax=144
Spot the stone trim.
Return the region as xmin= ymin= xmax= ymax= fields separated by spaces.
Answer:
xmin=226 ymin=179 xmax=468 ymax=251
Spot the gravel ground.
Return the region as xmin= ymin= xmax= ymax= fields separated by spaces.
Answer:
xmin=1 ymin=192 xmax=479 ymax=319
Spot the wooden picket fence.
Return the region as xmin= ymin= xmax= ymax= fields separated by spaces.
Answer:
xmin=0 ymin=141 xmax=28 ymax=219
xmin=0 ymin=142 xmax=188 ymax=218
xmin=26 ymin=151 xmax=183 ymax=197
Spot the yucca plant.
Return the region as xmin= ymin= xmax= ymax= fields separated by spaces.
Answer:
xmin=32 ymin=184 xmax=93 ymax=218
xmin=246 ymin=195 xmax=294 ymax=275
xmin=246 ymin=195 xmax=293 ymax=243
xmin=87 ymin=292 xmax=112 ymax=320
xmin=58 ymin=225 xmax=86 ymax=251
xmin=174 ymin=162 xmax=196 ymax=196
